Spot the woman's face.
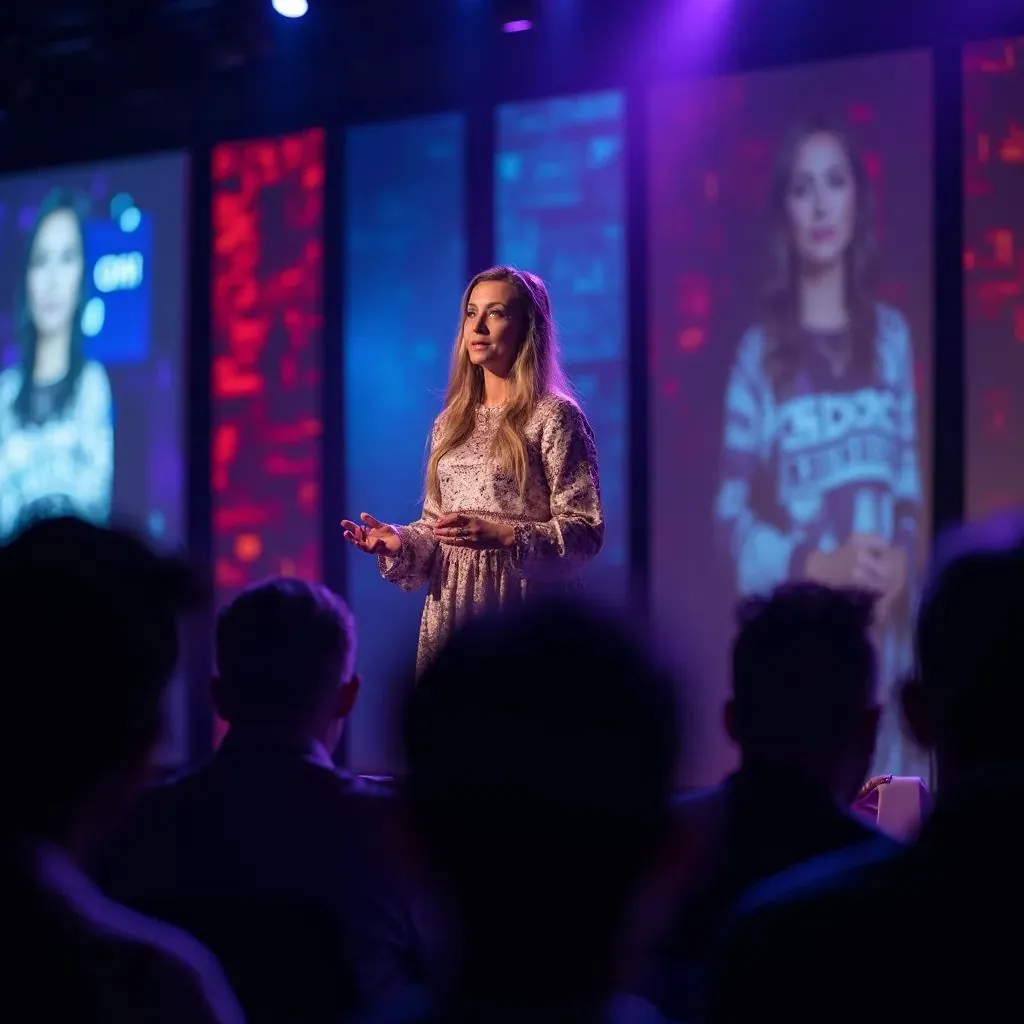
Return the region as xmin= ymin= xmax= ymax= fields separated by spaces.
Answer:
xmin=26 ymin=209 xmax=84 ymax=341
xmin=784 ymin=132 xmax=857 ymax=273
xmin=463 ymin=279 xmax=524 ymax=377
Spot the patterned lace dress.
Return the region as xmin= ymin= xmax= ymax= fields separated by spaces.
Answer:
xmin=377 ymin=392 xmax=604 ymax=674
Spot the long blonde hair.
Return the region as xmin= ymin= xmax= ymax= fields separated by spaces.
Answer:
xmin=426 ymin=266 xmax=574 ymax=506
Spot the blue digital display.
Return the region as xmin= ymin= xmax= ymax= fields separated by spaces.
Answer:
xmin=495 ymin=90 xmax=628 ymax=603
xmin=84 ymin=214 xmax=153 ymax=364
xmin=343 ymin=113 xmax=466 ymax=773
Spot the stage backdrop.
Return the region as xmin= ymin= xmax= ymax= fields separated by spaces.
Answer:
xmin=210 ymin=129 xmax=325 ymax=744
xmin=342 ymin=113 xmax=466 ymax=775
xmin=495 ymin=89 xmax=629 ymax=602
xmin=964 ymin=37 xmax=1024 ymax=520
xmin=0 ymin=153 xmax=188 ymax=760
xmin=649 ymin=51 xmax=934 ymax=785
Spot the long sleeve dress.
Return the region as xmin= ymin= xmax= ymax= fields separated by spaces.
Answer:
xmin=377 ymin=392 xmax=605 ymax=674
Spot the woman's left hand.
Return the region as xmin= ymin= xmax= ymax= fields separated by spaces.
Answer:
xmin=433 ymin=513 xmax=515 ymax=550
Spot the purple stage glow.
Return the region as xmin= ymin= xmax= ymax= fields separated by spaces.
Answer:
xmin=503 ymin=19 xmax=532 ymax=33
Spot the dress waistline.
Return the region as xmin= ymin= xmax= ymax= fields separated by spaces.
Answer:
xmin=446 ymin=508 xmax=539 ymax=525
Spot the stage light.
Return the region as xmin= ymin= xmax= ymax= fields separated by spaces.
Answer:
xmin=272 ymin=0 xmax=308 ymax=17
xmin=496 ymin=1 xmax=538 ymax=34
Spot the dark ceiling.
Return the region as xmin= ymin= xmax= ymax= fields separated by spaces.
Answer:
xmin=1 ymin=0 xmax=1021 ymax=162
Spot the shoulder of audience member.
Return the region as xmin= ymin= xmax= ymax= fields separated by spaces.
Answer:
xmin=729 ymin=834 xmax=899 ymax=936
xmin=93 ymin=895 xmax=247 ymax=1024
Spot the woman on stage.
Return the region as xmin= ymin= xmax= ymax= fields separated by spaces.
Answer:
xmin=343 ymin=266 xmax=604 ymax=673
xmin=713 ymin=116 xmax=924 ymax=775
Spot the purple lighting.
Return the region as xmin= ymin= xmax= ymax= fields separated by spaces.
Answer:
xmin=503 ymin=19 xmax=532 ymax=33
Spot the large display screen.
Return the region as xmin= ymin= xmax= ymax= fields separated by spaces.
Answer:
xmin=0 ymin=155 xmax=186 ymax=544
xmin=209 ymin=129 xmax=326 ymax=747
xmin=495 ymin=90 xmax=629 ymax=602
xmin=0 ymin=153 xmax=188 ymax=760
xmin=649 ymin=52 xmax=934 ymax=784
xmin=964 ymin=37 xmax=1024 ymax=520
xmin=343 ymin=114 xmax=466 ymax=774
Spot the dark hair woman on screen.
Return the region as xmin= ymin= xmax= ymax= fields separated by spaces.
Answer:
xmin=0 ymin=187 xmax=114 ymax=540
xmin=713 ymin=116 xmax=924 ymax=776
xmin=342 ymin=266 xmax=605 ymax=675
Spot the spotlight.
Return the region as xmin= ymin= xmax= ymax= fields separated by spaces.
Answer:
xmin=272 ymin=0 xmax=308 ymax=17
xmin=496 ymin=1 xmax=538 ymax=34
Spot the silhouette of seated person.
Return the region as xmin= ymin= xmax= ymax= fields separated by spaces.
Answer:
xmin=648 ymin=583 xmax=895 ymax=1021
xmin=101 ymin=577 xmax=423 ymax=1023
xmin=704 ymin=513 xmax=1024 ymax=1021
xmin=372 ymin=599 xmax=679 ymax=1024
xmin=3 ymin=516 xmax=243 ymax=1024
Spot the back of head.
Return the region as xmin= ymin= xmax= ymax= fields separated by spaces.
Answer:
xmin=403 ymin=599 xmax=678 ymax=904
xmin=730 ymin=582 xmax=877 ymax=762
xmin=915 ymin=512 xmax=1024 ymax=765
xmin=215 ymin=577 xmax=356 ymax=727
xmin=2 ymin=517 xmax=200 ymax=835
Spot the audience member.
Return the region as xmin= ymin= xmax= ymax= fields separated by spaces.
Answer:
xmin=383 ymin=599 xmax=679 ymax=1024
xmin=101 ymin=577 xmax=423 ymax=1024
xmin=647 ymin=583 xmax=896 ymax=1020
xmin=704 ymin=513 xmax=1024 ymax=1020
xmin=3 ymin=516 xmax=244 ymax=1024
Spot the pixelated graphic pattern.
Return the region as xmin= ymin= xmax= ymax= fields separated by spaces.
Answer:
xmin=496 ymin=91 xmax=628 ymax=602
xmin=964 ymin=38 xmax=1024 ymax=518
xmin=211 ymin=129 xmax=324 ymax=609
xmin=343 ymin=114 xmax=465 ymax=773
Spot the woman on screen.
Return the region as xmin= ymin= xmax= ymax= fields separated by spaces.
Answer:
xmin=714 ymin=116 xmax=924 ymax=775
xmin=341 ymin=266 xmax=604 ymax=675
xmin=0 ymin=188 xmax=114 ymax=539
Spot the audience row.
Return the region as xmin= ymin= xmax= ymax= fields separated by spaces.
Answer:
xmin=6 ymin=511 xmax=1023 ymax=1022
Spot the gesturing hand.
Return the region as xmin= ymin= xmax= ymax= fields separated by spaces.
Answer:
xmin=432 ymin=513 xmax=515 ymax=550
xmin=341 ymin=513 xmax=401 ymax=557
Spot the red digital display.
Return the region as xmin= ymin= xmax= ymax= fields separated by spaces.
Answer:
xmin=964 ymin=38 xmax=1024 ymax=519
xmin=210 ymin=129 xmax=324 ymax=739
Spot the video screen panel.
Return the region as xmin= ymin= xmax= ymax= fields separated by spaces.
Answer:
xmin=496 ymin=90 xmax=628 ymax=602
xmin=649 ymin=52 xmax=934 ymax=785
xmin=210 ymin=129 xmax=325 ymax=747
xmin=343 ymin=114 xmax=466 ymax=775
xmin=0 ymin=155 xmax=186 ymax=543
xmin=964 ymin=37 xmax=1024 ymax=520
xmin=0 ymin=153 xmax=188 ymax=759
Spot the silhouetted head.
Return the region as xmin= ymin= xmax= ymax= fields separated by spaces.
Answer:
xmin=901 ymin=512 xmax=1024 ymax=785
xmin=213 ymin=577 xmax=359 ymax=751
xmin=403 ymin=599 xmax=678 ymax=997
xmin=2 ymin=517 xmax=201 ymax=853
xmin=727 ymin=582 xmax=879 ymax=801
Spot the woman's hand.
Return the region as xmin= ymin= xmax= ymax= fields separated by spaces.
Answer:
xmin=874 ymin=545 xmax=909 ymax=624
xmin=805 ymin=533 xmax=888 ymax=590
xmin=341 ymin=513 xmax=402 ymax=557
xmin=433 ymin=513 xmax=515 ymax=550
xmin=805 ymin=533 xmax=908 ymax=624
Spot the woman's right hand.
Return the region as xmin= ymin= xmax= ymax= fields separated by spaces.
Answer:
xmin=341 ymin=513 xmax=402 ymax=557
xmin=804 ymin=533 xmax=888 ymax=591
